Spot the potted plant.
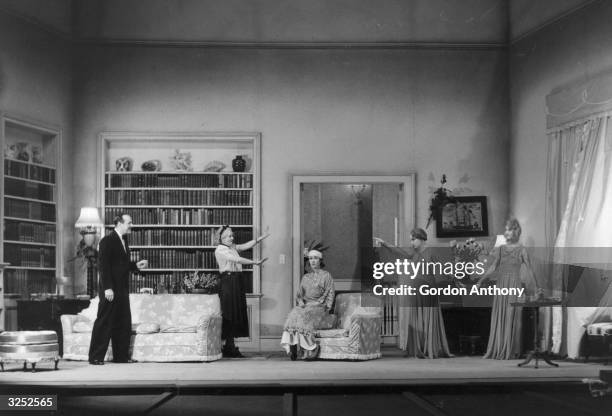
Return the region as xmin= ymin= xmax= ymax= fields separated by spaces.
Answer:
xmin=426 ymin=174 xmax=455 ymax=229
xmin=183 ymin=270 xmax=220 ymax=294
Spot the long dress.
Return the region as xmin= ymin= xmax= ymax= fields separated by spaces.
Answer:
xmin=399 ymin=248 xmax=451 ymax=358
xmin=280 ymin=269 xmax=335 ymax=358
xmin=483 ymin=244 xmax=528 ymax=359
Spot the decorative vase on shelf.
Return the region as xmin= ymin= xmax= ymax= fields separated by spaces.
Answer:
xmin=232 ymin=155 xmax=246 ymax=172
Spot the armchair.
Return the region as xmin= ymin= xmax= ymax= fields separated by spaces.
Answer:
xmin=316 ymin=292 xmax=382 ymax=360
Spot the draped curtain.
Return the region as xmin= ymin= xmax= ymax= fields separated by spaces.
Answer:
xmin=546 ymin=113 xmax=612 ymax=356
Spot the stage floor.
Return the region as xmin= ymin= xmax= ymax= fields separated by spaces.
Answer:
xmin=0 ymin=348 xmax=607 ymax=388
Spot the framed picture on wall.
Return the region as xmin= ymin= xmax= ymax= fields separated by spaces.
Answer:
xmin=435 ymin=196 xmax=489 ymax=238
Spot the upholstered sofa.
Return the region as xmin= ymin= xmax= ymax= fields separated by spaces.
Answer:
xmin=60 ymin=294 xmax=222 ymax=362
xmin=315 ymin=292 xmax=382 ymax=360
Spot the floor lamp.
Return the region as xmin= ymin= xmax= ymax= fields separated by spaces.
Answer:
xmin=75 ymin=207 xmax=103 ymax=298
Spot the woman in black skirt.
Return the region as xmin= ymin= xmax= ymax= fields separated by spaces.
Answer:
xmin=214 ymin=225 xmax=269 ymax=358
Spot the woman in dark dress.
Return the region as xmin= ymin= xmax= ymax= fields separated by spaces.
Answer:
xmin=214 ymin=225 xmax=268 ymax=358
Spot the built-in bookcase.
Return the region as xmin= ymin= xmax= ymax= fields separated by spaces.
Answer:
xmin=1 ymin=115 xmax=62 ymax=330
xmin=98 ymin=133 xmax=261 ymax=296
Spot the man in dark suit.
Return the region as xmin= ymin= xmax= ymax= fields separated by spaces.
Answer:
xmin=88 ymin=213 xmax=148 ymax=365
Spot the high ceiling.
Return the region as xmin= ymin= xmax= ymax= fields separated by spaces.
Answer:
xmin=0 ymin=0 xmax=595 ymax=44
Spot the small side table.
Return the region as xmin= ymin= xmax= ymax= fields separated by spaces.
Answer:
xmin=512 ymin=299 xmax=564 ymax=369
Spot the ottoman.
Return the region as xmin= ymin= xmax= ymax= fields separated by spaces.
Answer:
xmin=0 ymin=331 xmax=60 ymax=372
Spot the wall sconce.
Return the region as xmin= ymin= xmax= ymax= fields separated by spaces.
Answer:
xmin=75 ymin=207 xmax=103 ymax=297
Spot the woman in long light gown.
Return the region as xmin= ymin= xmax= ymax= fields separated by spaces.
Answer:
xmin=479 ymin=218 xmax=538 ymax=360
xmin=375 ymin=228 xmax=451 ymax=358
xmin=280 ymin=250 xmax=335 ymax=360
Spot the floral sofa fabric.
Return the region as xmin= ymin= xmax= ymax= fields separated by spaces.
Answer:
xmin=316 ymin=292 xmax=382 ymax=360
xmin=61 ymin=294 xmax=222 ymax=362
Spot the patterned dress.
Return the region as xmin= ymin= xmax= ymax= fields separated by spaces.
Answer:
xmin=280 ymin=269 xmax=335 ymax=358
xmin=484 ymin=244 xmax=528 ymax=360
xmin=399 ymin=248 xmax=451 ymax=358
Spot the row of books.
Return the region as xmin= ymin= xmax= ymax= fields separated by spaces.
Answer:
xmin=4 ymin=159 xmax=56 ymax=183
xmin=4 ymin=177 xmax=55 ymax=202
xmin=3 ymin=269 xmax=55 ymax=297
xmin=4 ymin=220 xmax=56 ymax=244
xmin=129 ymin=248 xmax=251 ymax=269
xmin=104 ymin=207 xmax=252 ymax=225
xmin=3 ymin=246 xmax=55 ymax=268
xmin=4 ymin=199 xmax=56 ymax=221
xmin=120 ymin=228 xmax=252 ymax=246
xmin=105 ymin=189 xmax=252 ymax=206
xmin=107 ymin=173 xmax=253 ymax=189
xmin=126 ymin=270 xmax=253 ymax=294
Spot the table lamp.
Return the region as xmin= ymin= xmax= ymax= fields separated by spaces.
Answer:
xmin=75 ymin=207 xmax=103 ymax=297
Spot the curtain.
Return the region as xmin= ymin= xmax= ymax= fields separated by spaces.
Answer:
xmin=547 ymin=114 xmax=612 ymax=356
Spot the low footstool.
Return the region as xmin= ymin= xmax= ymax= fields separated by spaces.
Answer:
xmin=0 ymin=331 xmax=60 ymax=372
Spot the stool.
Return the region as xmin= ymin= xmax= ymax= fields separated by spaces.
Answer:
xmin=0 ymin=331 xmax=60 ymax=372
xmin=458 ymin=335 xmax=483 ymax=356
xmin=585 ymin=323 xmax=612 ymax=363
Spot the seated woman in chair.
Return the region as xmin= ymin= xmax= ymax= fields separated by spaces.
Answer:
xmin=281 ymin=250 xmax=335 ymax=360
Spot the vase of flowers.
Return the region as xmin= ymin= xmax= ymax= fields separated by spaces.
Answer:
xmin=183 ymin=270 xmax=220 ymax=294
xmin=449 ymin=238 xmax=487 ymax=285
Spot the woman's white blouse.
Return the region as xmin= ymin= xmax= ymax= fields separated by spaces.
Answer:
xmin=215 ymin=244 xmax=243 ymax=272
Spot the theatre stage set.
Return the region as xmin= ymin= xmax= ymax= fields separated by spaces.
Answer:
xmin=1 ymin=348 xmax=611 ymax=416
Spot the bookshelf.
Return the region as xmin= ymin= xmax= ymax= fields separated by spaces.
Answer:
xmin=99 ymin=133 xmax=261 ymax=298
xmin=1 ymin=115 xmax=62 ymax=330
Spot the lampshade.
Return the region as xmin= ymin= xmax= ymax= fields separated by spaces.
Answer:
xmin=494 ymin=234 xmax=506 ymax=247
xmin=75 ymin=207 xmax=102 ymax=229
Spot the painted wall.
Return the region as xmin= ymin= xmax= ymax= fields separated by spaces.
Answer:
xmin=73 ymin=44 xmax=509 ymax=336
xmin=0 ymin=0 xmax=72 ymax=35
xmin=73 ymin=0 xmax=507 ymax=44
xmin=0 ymin=11 xmax=74 ymax=290
xmin=510 ymin=0 xmax=612 ymax=249
xmin=509 ymin=0 xmax=593 ymax=40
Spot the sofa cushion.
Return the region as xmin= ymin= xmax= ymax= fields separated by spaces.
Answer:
xmin=316 ymin=328 xmax=349 ymax=338
xmin=318 ymin=314 xmax=337 ymax=330
xmin=73 ymin=321 xmax=93 ymax=333
xmin=77 ymin=297 xmax=99 ymax=322
xmin=130 ymin=294 xmax=220 ymax=328
xmin=136 ymin=322 xmax=161 ymax=334
xmin=160 ymin=325 xmax=197 ymax=333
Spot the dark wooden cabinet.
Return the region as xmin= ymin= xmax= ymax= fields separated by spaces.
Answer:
xmin=17 ymin=299 xmax=90 ymax=355
xmin=442 ymin=306 xmax=492 ymax=355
